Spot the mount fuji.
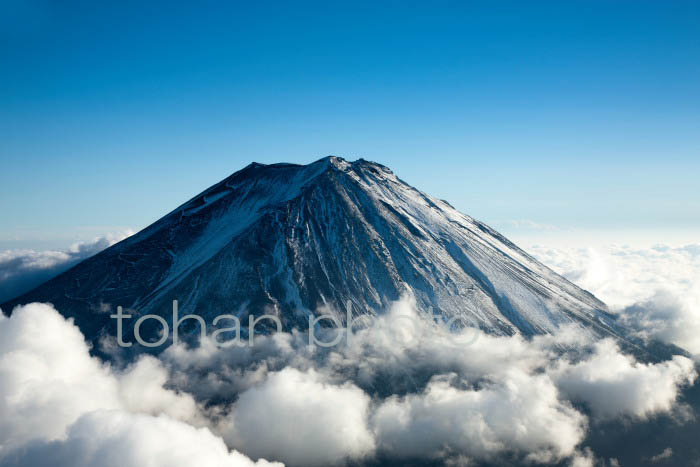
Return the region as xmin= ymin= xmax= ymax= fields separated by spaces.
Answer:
xmin=2 ymin=156 xmax=622 ymax=344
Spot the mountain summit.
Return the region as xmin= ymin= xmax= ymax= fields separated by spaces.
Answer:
xmin=2 ymin=156 xmax=619 ymax=341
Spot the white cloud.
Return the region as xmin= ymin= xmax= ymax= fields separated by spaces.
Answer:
xmin=0 ymin=231 xmax=133 ymax=303
xmin=552 ymin=339 xmax=696 ymax=419
xmin=619 ymin=289 xmax=700 ymax=357
xmin=2 ymin=296 xmax=697 ymax=466
xmin=649 ymin=447 xmax=673 ymax=463
xmin=226 ymin=368 xmax=375 ymax=467
xmin=0 ymin=303 xmax=280 ymax=467
xmin=568 ymin=448 xmax=596 ymax=467
xmin=373 ymin=370 xmax=586 ymax=464
xmin=118 ymin=355 xmax=202 ymax=425
xmin=530 ymin=243 xmax=700 ymax=357
xmin=3 ymin=411 xmax=281 ymax=467
xmin=164 ymin=296 xmax=697 ymax=465
xmin=0 ymin=303 xmax=123 ymax=449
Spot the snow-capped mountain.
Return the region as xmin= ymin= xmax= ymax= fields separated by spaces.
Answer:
xmin=1 ymin=156 xmax=620 ymax=342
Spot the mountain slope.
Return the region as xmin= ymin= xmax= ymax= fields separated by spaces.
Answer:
xmin=1 ymin=156 xmax=619 ymax=342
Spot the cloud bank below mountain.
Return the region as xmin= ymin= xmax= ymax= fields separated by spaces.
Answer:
xmin=529 ymin=243 xmax=700 ymax=357
xmin=0 ymin=303 xmax=279 ymax=467
xmin=2 ymin=239 xmax=699 ymax=466
xmin=0 ymin=231 xmax=134 ymax=302
xmin=2 ymin=298 xmax=696 ymax=467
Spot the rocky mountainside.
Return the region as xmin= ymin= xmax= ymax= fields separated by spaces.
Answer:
xmin=1 ymin=156 xmax=621 ymax=343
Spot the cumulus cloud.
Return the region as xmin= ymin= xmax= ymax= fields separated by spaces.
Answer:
xmin=552 ymin=339 xmax=696 ymax=419
xmin=160 ymin=297 xmax=552 ymax=404
xmin=530 ymin=243 xmax=700 ymax=357
xmin=161 ymin=296 xmax=697 ymax=466
xmin=1 ymin=295 xmax=697 ymax=466
xmin=0 ymin=303 xmax=124 ymax=449
xmin=3 ymin=411 xmax=281 ymax=467
xmin=373 ymin=371 xmax=586 ymax=464
xmin=0 ymin=231 xmax=133 ymax=303
xmin=619 ymin=289 xmax=700 ymax=357
xmin=568 ymin=448 xmax=597 ymax=467
xmin=117 ymin=355 xmax=203 ymax=424
xmin=226 ymin=368 xmax=375 ymax=467
xmin=0 ymin=303 xmax=279 ymax=467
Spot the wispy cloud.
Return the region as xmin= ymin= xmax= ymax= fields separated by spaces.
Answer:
xmin=492 ymin=219 xmax=560 ymax=231
xmin=0 ymin=231 xmax=133 ymax=303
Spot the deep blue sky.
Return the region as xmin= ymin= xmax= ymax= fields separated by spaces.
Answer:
xmin=1 ymin=1 xmax=699 ymax=249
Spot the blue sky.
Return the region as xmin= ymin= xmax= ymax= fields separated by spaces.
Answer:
xmin=1 ymin=0 xmax=699 ymax=249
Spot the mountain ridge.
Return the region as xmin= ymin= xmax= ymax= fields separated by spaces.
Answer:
xmin=2 ymin=156 xmax=621 ymax=345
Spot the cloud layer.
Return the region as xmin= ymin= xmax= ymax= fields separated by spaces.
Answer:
xmin=1 ymin=240 xmax=699 ymax=466
xmin=226 ymin=368 xmax=375 ymax=467
xmin=0 ymin=231 xmax=133 ymax=303
xmin=1 ymin=299 xmax=697 ymax=467
xmin=530 ymin=243 xmax=700 ymax=357
xmin=160 ymin=296 xmax=697 ymax=466
xmin=0 ymin=303 xmax=279 ymax=467
xmin=372 ymin=370 xmax=586 ymax=464
xmin=4 ymin=411 xmax=281 ymax=467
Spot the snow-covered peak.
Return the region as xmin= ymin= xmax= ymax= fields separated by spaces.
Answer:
xmin=3 ymin=157 xmax=625 ymax=345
